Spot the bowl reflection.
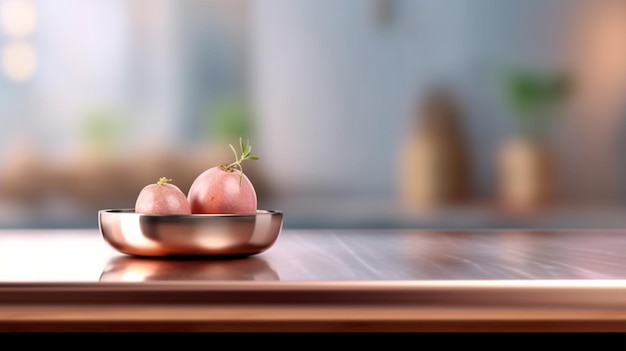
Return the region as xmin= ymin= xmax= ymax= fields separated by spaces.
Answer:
xmin=99 ymin=256 xmax=280 ymax=282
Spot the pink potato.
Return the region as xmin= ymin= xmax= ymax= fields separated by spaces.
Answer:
xmin=188 ymin=166 xmax=257 ymax=214
xmin=135 ymin=177 xmax=192 ymax=215
xmin=187 ymin=138 xmax=259 ymax=214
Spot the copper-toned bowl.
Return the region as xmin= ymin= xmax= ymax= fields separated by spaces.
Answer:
xmin=98 ymin=209 xmax=283 ymax=257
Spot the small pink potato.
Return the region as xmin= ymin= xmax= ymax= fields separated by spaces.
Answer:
xmin=135 ymin=177 xmax=192 ymax=215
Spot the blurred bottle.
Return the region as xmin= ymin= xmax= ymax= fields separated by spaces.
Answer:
xmin=397 ymin=88 xmax=472 ymax=211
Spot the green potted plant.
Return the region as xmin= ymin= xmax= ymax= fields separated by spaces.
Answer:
xmin=498 ymin=69 xmax=572 ymax=213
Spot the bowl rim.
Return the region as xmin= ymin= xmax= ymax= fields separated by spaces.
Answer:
xmin=98 ymin=208 xmax=283 ymax=218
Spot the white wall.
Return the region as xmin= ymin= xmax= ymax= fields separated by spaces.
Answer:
xmin=250 ymin=0 xmax=473 ymax=197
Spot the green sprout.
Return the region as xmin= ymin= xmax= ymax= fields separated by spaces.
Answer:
xmin=220 ymin=137 xmax=259 ymax=185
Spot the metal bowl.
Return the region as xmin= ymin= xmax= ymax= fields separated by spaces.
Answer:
xmin=98 ymin=209 xmax=283 ymax=257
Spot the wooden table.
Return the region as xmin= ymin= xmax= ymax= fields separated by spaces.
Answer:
xmin=0 ymin=228 xmax=625 ymax=332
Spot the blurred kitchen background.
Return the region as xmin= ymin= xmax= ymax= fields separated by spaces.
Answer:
xmin=2 ymin=0 xmax=626 ymax=229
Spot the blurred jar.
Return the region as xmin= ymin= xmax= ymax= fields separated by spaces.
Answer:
xmin=397 ymin=89 xmax=471 ymax=211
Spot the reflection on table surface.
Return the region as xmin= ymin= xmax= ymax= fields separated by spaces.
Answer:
xmin=99 ymin=256 xmax=280 ymax=282
xmin=1 ymin=228 xmax=626 ymax=282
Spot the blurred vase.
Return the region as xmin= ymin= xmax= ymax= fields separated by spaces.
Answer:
xmin=497 ymin=136 xmax=556 ymax=213
xmin=397 ymin=89 xmax=471 ymax=210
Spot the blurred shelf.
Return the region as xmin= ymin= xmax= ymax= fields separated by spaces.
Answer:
xmin=264 ymin=195 xmax=626 ymax=230
xmin=2 ymin=195 xmax=626 ymax=230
